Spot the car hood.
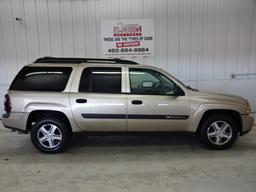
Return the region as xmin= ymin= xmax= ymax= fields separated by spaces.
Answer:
xmin=191 ymin=91 xmax=248 ymax=104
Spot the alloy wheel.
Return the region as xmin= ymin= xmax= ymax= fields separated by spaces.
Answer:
xmin=206 ymin=121 xmax=232 ymax=146
xmin=37 ymin=124 xmax=63 ymax=149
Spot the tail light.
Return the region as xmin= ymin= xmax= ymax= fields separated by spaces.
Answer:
xmin=4 ymin=94 xmax=12 ymax=113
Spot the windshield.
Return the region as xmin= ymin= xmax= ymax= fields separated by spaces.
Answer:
xmin=164 ymin=71 xmax=199 ymax=91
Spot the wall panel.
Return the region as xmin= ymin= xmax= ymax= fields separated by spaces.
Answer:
xmin=0 ymin=0 xmax=256 ymax=115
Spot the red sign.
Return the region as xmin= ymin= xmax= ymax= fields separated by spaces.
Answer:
xmin=113 ymin=24 xmax=142 ymax=37
xmin=116 ymin=41 xmax=140 ymax=48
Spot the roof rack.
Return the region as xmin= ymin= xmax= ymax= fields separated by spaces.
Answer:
xmin=34 ymin=57 xmax=138 ymax=65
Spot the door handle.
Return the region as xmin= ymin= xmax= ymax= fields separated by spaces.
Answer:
xmin=131 ymin=100 xmax=143 ymax=105
xmin=76 ymin=99 xmax=87 ymax=103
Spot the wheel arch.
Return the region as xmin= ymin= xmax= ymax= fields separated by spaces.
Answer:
xmin=26 ymin=110 xmax=73 ymax=134
xmin=196 ymin=109 xmax=242 ymax=134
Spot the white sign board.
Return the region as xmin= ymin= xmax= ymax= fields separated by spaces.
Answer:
xmin=101 ymin=19 xmax=154 ymax=57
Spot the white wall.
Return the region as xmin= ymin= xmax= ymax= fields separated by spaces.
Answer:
xmin=0 ymin=0 xmax=256 ymax=115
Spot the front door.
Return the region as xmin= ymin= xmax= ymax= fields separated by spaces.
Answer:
xmin=70 ymin=66 xmax=126 ymax=131
xmin=127 ymin=67 xmax=190 ymax=131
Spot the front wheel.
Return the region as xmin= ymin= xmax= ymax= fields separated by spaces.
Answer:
xmin=199 ymin=114 xmax=239 ymax=150
xmin=30 ymin=117 xmax=71 ymax=153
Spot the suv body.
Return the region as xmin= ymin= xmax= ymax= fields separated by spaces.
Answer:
xmin=2 ymin=57 xmax=254 ymax=153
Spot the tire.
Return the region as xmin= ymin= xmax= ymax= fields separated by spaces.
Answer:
xmin=30 ymin=117 xmax=71 ymax=153
xmin=199 ymin=114 xmax=238 ymax=150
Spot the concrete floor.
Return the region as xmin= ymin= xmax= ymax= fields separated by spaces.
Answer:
xmin=0 ymin=122 xmax=256 ymax=192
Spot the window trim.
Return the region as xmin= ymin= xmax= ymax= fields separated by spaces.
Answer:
xmin=78 ymin=66 xmax=123 ymax=94
xmin=128 ymin=67 xmax=185 ymax=96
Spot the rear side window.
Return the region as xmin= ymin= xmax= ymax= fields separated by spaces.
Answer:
xmin=79 ymin=67 xmax=121 ymax=93
xmin=10 ymin=67 xmax=72 ymax=92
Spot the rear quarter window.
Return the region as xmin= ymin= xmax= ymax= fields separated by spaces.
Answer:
xmin=10 ymin=67 xmax=72 ymax=92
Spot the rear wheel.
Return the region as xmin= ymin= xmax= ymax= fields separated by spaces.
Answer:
xmin=31 ymin=117 xmax=71 ymax=153
xmin=200 ymin=114 xmax=238 ymax=149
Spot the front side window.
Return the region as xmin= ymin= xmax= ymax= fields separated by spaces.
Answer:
xmin=10 ymin=67 xmax=72 ymax=92
xmin=79 ymin=67 xmax=122 ymax=93
xmin=129 ymin=68 xmax=179 ymax=95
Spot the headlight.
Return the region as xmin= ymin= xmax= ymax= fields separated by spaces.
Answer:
xmin=246 ymin=102 xmax=251 ymax=114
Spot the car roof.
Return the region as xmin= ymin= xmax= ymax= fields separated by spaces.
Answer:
xmin=26 ymin=57 xmax=161 ymax=70
xmin=33 ymin=57 xmax=138 ymax=65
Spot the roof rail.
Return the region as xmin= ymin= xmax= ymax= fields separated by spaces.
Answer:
xmin=34 ymin=57 xmax=138 ymax=64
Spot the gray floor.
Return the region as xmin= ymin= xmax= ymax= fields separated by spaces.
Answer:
xmin=0 ymin=122 xmax=256 ymax=192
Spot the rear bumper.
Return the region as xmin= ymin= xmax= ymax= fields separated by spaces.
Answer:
xmin=2 ymin=112 xmax=29 ymax=133
xmin=240 ymin=114 xmax=254 ymax=136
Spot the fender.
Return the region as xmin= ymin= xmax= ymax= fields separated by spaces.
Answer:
xmin=187 ymin=103 xmax=242 ymax=132
xmin=24 ymin=102 xmax=81 ymax=132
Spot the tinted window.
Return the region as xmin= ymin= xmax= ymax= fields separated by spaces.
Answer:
xmin=129 ymin=68 xmax=177 ymax=95
xmin=10 ymin=67 xmax=72 ymax=92
xmin=79 ymin=67 xmax=121 ymax=93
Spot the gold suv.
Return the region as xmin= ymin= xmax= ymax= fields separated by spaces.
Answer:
xmin=2 ymin=57 xmax=254 ymax=153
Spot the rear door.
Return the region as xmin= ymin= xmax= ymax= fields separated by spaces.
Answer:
xmin=70 ymin=66 xmax=127 ymax=131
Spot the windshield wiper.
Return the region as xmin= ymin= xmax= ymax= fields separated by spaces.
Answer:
xmin=186 ymin=85 xmax=199 ymax=91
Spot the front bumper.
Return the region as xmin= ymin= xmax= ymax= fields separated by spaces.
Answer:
xmin=240 ymin=114 xmax=254 ymax=136
xmin=2 ymin=112 xmax=29 ymax=133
